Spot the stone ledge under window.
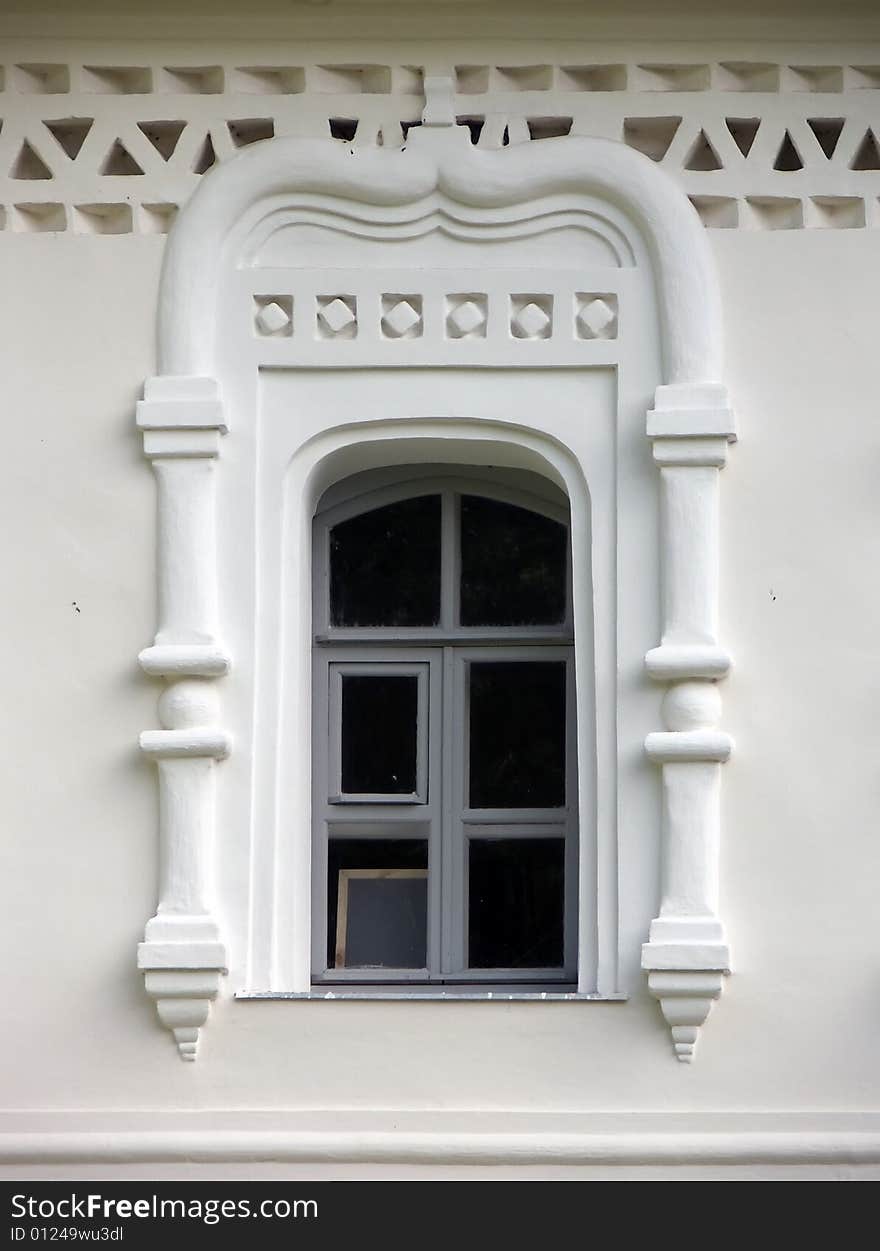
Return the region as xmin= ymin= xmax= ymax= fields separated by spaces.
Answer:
xmin=236 ymin=990 xmax=628 ymax=1001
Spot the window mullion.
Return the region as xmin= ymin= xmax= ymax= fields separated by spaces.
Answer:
xmin=439 ymin=490 xmax=460 ymax=974
xmin=439 ymin=643 xmax=459 ymax=975
xmin=311 ymin=650 xmax=330 ymax=980
xmin=440 ymin=489 xmax=458 ymax=633
xmin=426 ymin=654 xmax=443 ymax=978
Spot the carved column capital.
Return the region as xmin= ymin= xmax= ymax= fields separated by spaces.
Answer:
xmin=137 ymin=375 xmax=228 ymax=435
xmin=647 ymin=382 xmax=736 ymax=439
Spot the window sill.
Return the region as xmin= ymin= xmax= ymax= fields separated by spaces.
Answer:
xmin=235 ymin=990 xmax=628 ymax=1002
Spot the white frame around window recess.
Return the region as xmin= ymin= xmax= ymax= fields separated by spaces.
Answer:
xmin=136 ymin=116 xmax=736 ymax=1061
xmin=311 ymin=471 xmax=578 ymax=988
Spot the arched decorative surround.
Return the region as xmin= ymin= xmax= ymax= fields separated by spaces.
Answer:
xmin=135 ymin=85 xmax=736 ymax=1062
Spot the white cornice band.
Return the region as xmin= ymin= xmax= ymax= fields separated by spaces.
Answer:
xmin=3 ymin=1130 xmax=878 ymax=1169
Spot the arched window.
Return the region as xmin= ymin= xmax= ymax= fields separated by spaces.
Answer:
xmin=311 ymin=467 xmax=578 ymax=988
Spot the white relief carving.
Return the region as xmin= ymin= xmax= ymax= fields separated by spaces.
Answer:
xmin=142 ymin=970 xmax=222 ymax=1062
xmin=2 ymin=53 xmax=879 ymax=233
xmin=445 ymin=295 xmax=487 ymax=339
xmin=317 ymin=296 xmax=357 ymax=338
xmin=576 ymin=294 xmax=618 ymax=339
xmin=421 ymin=74 xmax=457 ymax=128
xmin=251 ymin=282 xmax=630 ymax=366
xmin=143 ymin=128 xmax=733 ymax=1061
xmin=73 ymin=203 xmax=132 ymax=234
xmin=647 ymin=972 xmax=725 ymax=1062
xmin=254 ymin=297 xmax=292 ymax=336
xmin=381 ymin=295 xmax=422 ymax=339
xmin=135 ymin=376 xmax=230 ymax=1061
xmin=641 ymin=382 xmax=736 ymax=1061
xmin=510 ymin=295 xmax=553 ymax=339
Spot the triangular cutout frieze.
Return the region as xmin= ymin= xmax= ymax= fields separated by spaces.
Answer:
xmin=684 ymin=129 xmax=723 ymax=171
xmin=137 ymin=120 xmax=187 ymax=160
xmin=100 ymin=139 xmax=144 ymax=175
xmin=328 ymin=118 xmax=358 ymax=142
xmin=192 ymin=134 xmax=216 ymax=174
xmin=622 ymin=116 xmax=681 ymax=162
xmin=806 ymin=118 xmax=845 ymax=159
xmin=850 ymin=128 xmax=880 ymax=170
xmin=11 ymin=139 xmax=53 ymax=180
xmin=725 ymin=117 xmax=760 ymax=158
xmin=44 ymin=118 xmax=94 ymax=160
xmin=227 ymin=119 xmax=274 ymax=148
xmin=773 ymin=130 xmax=803 ymax=171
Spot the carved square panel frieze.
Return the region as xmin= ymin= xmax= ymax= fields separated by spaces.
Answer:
xmin=576 ymin=293 xmax=618 ymax=340
xmin=381 ymin=294 xmax=423 ymax=339
xmin=253 ymin=295 xmax=293 ymax=337
xmin=510 ymin=294 xmax=553 ymax=340
xmin=445 ymin=294 xmax=488 ymax=339
xmin=248 ymin=283 xmax=624 ymax=361
xmin=317 ymin=295 xmax=357 ymax=339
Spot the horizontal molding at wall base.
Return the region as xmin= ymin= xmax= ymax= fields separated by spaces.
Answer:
xmin=3 ymin=1123 xmax=880 ymax=1167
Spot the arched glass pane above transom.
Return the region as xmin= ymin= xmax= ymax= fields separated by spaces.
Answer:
xmin=329 ymin=494 xmax=442 ymax=628
xmin=324 ymin=477 xmax=570 ymax=636
xmin=459 ymin=495 xmax=567 ymax=627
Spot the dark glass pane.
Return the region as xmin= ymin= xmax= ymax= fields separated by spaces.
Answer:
xmin=468 ymin=838 xmax=565 ymax=968
xmin=460 ymin=495 xmax=567 ymax=626
xmin=330 ymin=495 xmax=441 ymax=627
xmin=327 ymin=839 xmax=428 ymax=968
xmin=468 ymin=662 xmax=566 ymax=808
xmin=341 ymin=674 xmax=418 ymax=795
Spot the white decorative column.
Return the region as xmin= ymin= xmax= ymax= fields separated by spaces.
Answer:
xmin=641 ymin=383 xmax=736 ymax=1062
xmin=136 ymin=376 xmax=230 ymax=1060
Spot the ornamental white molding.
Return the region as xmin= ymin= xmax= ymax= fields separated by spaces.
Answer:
xmin=2 ymin=43 xmax=880 ymax=233
xmin=641 ymin=388 xmax=735 ymax=1062
xmin=135 ymin=377 xmax=230 ymax=1060
xmin=137 ymin=79 xmax=736 ymax=1061
xmin=4 ymin=1114 xmax=880 ymax=1171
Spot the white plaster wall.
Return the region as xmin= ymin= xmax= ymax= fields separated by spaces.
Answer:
xmin=1 ymin=7 xmax=880 ymax=1177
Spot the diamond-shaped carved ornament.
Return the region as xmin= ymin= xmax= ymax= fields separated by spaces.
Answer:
xmin=255 ymin=301 xmax=291 ymax=335
xmin=383 ymin=300 xmax=421 ymax=338
xmin=578 ymin=297 xmax=616 ymax=338
xmin=513 ymin=302 xmax=551 ymax=339
xmin=448 ymin=300 xmax=486 ymax=337
xmin=319 ymin=298 xmax=356 ymax=335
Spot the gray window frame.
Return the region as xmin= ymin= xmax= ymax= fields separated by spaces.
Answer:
xmin=328 ymin=660 xmax=431 ymax=804
xmin=311 ymin=467 xmax=578 ymax=988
